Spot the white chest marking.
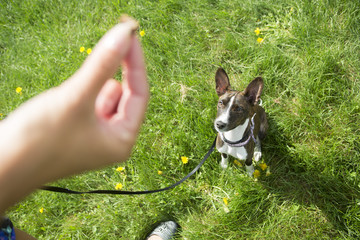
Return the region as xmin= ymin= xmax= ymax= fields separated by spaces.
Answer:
xmin=223 ymin=118 xmax=249 ymax=142
xmin=218 ymin=118 xmax=250 ymax=160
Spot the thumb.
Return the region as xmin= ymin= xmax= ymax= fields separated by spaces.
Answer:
xmin=70 ymin=18 xmax=139 ymax=100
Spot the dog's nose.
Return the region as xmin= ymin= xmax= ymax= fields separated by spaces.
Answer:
xmin=216 ymin=121 xmax=226 ymax=130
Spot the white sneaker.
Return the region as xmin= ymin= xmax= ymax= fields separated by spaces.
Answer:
xmin=147 ymin=221 xmax=178 ymax=240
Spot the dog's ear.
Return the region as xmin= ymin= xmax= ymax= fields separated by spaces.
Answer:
xmin=244 ymin=77 xmax=264 ymax=105
xmin=215 ymin=68 xmax=231 ymax=96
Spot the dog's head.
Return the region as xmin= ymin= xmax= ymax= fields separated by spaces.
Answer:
xmin=214 ymin=68 xmax=263 ymax=132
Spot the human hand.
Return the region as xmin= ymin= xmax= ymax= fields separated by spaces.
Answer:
xmin=0 ymin=17 xmax=149 ymax=207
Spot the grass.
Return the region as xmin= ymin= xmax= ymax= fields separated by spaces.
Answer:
xmin=1 ymin=0 xmax=360 ymax=239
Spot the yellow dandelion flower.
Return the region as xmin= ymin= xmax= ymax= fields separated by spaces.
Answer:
xmin=116 ymin=166 xmax=125 ymax=172
xmin=253 ymin=169 xmax=261 ymax=178
xmin=0 ymin=113 xmax=3 ymax=117
xmin=181 ymin=156 xmax=189 ymax=164
xmin=115 ymin=183 xmax=123 ymax=190
xmin=16 ymin=87 xmax=22 ymax=94
xmin=254 ymin=27 xmax=260 ymax=36
xmin=223 ymin=197 xmax=229 ymax=206
xmin=257 ymin=37 xmax=264 ymax=44
xmin=79 ymin=46 xmax=85 ymax=53
xmin=140 ymin=30 xmax=145 ymax=37
xmin=234 ymin=159 xmax=243 ymax=167
xmin=39 ymin=207 xmax=44 ymax=214
xmin=158 ymin=170 xmax=163 ymax=175
xmin=86 ymin=48 xmax=92 ymax=54
xmin=259 ymin=163 xmax=267 ymax=171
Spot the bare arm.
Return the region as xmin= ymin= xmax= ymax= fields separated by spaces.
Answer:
xmin=0 ymin=18 xmax=149 ymax=215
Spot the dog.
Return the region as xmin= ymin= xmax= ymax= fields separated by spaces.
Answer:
xmin=214 ymin=68 xmax=268 ymax=176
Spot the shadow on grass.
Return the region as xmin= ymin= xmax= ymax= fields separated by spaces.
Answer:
xmin=262 ymin=116 xmax=360 ymax=238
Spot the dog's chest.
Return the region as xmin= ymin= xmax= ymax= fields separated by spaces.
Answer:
xmin=218 ymin=144 xmax=248 ymax=160
xmin=217 ymin=123 xmax=249 ymax=160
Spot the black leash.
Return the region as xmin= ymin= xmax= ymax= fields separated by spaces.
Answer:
xmin=40 ymin=137 xmax=217 ymax=195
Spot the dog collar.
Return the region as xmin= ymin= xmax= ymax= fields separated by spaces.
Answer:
xmin=220 ymin=113 xmax=257 ymax=147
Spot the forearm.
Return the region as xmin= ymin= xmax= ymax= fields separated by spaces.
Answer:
xmin=0 ymin=115 xmax=52 ymax=215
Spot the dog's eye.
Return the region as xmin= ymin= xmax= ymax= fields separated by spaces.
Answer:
xmin=234 ymin=106 xmax=244 ymax=112
xmin=218 ymin=100 xmax=224 ymax=106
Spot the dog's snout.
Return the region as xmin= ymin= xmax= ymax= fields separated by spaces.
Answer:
xmin=216 ymin=121 xmax=226 ymax=130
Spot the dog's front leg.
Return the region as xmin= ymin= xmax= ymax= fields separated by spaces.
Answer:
xmin=253 ymin=137 xmax=262 ymax=162
xmin=220 ymin=153 xmax=228 ymax=169
xmin=245 ymin=158 xmax=254 ymax=177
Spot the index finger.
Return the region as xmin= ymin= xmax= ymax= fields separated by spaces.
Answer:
xmin=114 ymin=37 xmax=149 ymax=134
xmin=122 ymin=37 xmax=148 ymax=98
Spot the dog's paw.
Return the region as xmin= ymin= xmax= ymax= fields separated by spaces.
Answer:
xmin=245 ymin=165 xmax=255 ymax=177
xmin=220 ymin=156 xmax=228 ymax=169
xmin=253 ymin=151 xmax=262 ymax=162
xmin=220 ymin=161 xmax=228 ymax=169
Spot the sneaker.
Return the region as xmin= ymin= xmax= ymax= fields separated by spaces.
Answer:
xmin=147 ymin=221 xmax=178 ymax=240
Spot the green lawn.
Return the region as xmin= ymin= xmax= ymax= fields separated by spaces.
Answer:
xmin=1 ymin=0 xmax=360 ymax=239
